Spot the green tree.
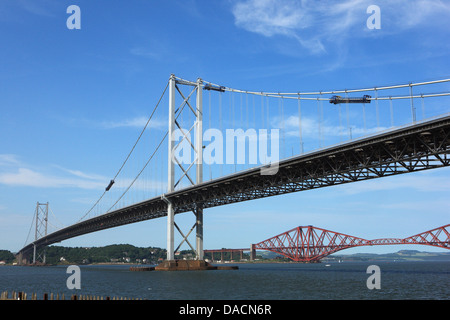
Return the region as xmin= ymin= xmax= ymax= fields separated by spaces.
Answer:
xmin=0 ymin=250 xmax=16 ymax=264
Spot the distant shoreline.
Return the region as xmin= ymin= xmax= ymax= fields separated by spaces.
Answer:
xmin=2 ymin=257 xmax=449 ymax=267
xmin=2 ymin=247 xmax=448 ymax=266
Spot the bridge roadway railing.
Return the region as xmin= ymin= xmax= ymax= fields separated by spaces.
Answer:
xmin=18 ymin=113 xmax=450 ymax=259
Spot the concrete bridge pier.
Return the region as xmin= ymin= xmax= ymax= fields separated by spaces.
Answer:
xmin=16 ymin=252 xmax=26 ymax=265
xmin=250 ymin=244 xmax=256 ymax=261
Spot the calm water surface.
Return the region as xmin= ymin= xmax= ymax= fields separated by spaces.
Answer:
xmin=1 ymin=261 xmax=448 ymax=300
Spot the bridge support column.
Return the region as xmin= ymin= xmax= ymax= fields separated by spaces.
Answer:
xmin=195 ymin=207 xmax=203 ymax=260
xmin=195 ymin=77 xmax=204 ymax=261
xmin=166 ymin=74 xmax=176 ymax=261
xmin=166 ymin=202 xmax=175 ymax=261
xmin=250 ymin=244 xmax=256 ymax=261
xmin=19 ymin=252 xmax=29 ymax=266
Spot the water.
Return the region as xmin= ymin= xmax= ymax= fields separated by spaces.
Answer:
xmin=1 ymin=261 xmax=449 ymax=300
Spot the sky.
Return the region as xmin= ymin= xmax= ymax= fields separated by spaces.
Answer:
xmin=0 ymin=0 xmax=449 ymax=255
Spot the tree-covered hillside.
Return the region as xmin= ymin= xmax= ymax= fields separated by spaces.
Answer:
xmin=41 ymin=244 xmax=167 ymax=265
xmin=1 ymin=246 xmax=448 ymax=265
xmin=0 ymin=250 xmax=16 ymax=264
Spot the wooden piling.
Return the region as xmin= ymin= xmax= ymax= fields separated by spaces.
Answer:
xmin=1 ymin=290 xmax=140 ymax=300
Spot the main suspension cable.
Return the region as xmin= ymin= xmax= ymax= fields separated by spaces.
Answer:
xmin=107 ymin=131 xmax=168 ymax=213
xmin=78 ymin=80 xmax=169 ymax=222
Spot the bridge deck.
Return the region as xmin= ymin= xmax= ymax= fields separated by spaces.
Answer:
xmin=19 ymin=114 xmax=450 ymax=256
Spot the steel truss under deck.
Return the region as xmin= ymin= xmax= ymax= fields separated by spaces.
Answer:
xmin=172 ymin=114 xmax=450 ymax=211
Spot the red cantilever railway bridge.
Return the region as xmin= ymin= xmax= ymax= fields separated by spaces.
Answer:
xmin=206 ymin=224 xmax=450 ymax=263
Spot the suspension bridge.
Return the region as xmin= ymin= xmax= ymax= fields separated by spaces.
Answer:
xmin=17 ymin=75 xmax=450 ymax=267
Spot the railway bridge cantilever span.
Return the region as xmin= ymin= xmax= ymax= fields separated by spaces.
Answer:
xmin=252 ymin=224 xmax=450 ymax=262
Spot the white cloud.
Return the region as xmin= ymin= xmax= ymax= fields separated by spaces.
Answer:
xmin=340 ymin=173 xmax=450 ymax=195
xmin=274 ymin=114 xmax=388 ymax=139
xmin=16 ymin=0 xmax=56 ymax=17
xmin=391 ymin=0 xmax=450 ymax=29
xmin=232 ymin=0 xmax=366 ymax=54
xmin=101 ymin=116 xmax=166 ymax=130
xmin=130 ymin=48 xmax=162 ymax=60
xmin=101 ymin=116 xmax=148 ymax=129
xmin=380 ymin=199 xmax=450 ymax=211
xmin=0 ymin=167 xmax=106 ymax=190
xmin=0 ymin=154 xmax=20 ymax=166
xmin=0 ymin=153 xmax=166 ymax=219
xmin=231 ymin=0 xmax=450 ymax=54
xmin=62 ymin=169 xmax=105 ymax=182
xmin=232 ymin=0 xmax=309 ymax=37
xmin=0 ymin=155 xmax=107 ymax=190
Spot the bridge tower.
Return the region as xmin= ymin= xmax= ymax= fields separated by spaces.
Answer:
xmin=164 ymin=74 xmax=204 ymax=262
xmin=33 ymin=202 xmax=49 ymax=264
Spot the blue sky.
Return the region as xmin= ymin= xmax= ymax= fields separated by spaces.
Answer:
xmin=0 ymin=0 xmax=449 ymax=254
